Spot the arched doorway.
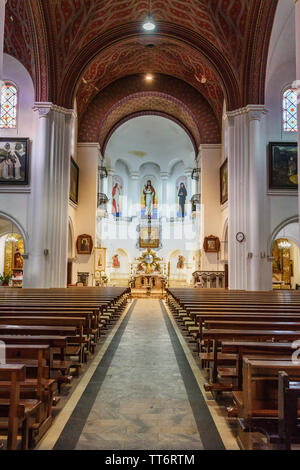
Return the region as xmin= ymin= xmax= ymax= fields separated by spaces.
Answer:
xmin=270 ymin=221 xmax=300 ymax=290
xmin=0 ymin=215 xmax=25 ymax=287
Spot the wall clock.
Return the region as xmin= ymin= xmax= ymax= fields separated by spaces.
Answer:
xmin=236 ymin=232 xmax=245 ymax=243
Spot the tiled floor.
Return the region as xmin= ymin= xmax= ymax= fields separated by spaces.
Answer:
xmin=75 ymin=299 xmax=205 ymax=450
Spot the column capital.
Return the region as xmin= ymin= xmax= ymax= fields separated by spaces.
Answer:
xmin=130 ymin=171 xmax=140 ymax=180
xmin=77 ymin=142 xmax=100 ymax=149
xmin=160 ymin=171 xmax=169 ymax=180
xmin=107 ymin=168 xmax=115 ymax=177
xmin=226 ymin=105 xmax=268 ymax=122
xmin=245 ymin=105 xmax=268 ymax=121
xmin=184 ymin=168 xmax=194 ymax=178
xmin=33 ymin=102 xmax=75 ymax=118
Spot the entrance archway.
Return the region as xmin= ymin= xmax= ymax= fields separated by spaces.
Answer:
xmin=270 ymin=219 xmax=300 ymax=290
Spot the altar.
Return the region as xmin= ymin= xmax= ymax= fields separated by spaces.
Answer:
xmin=130 ymin=248 xmax=167 ymax=297
xmin=134 ymin=273 xmax=164 ymax=289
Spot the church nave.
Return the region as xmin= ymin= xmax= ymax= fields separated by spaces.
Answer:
xmin=38 ymin=299 xmax=233 ymax=451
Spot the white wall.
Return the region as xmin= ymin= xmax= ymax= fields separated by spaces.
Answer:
xmin=71 ymin=143 xmax=99 ymax=286
xmin=265 ymin=0 xmax=298 ymax=242
xmin=0 ymin=55 xmax=37 ymax=280
xmin=200 ymin=144 xmax=223 ymax=271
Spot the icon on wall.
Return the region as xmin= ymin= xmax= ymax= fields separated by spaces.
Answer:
xmin=70 ymin=158 xmax=79 ymax=204
xmin=77 ymin=234 xmax=93 ymax=255
xmin=94 ymin=247 xmax=106 ymax=271
xmin=268 ymin=142 xmax=298 ymax=190
xmin=0 ymin=138 xmax=30 ymax=185
xmin=203 ymin=235 xmax=220 ymax=253
xmin=220 ymin=159 xmax=228 ymax=205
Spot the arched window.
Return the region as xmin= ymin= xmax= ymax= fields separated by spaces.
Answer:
xmin=0 ymin=82 xmax=18 ymax=129
xmin=283 ymin=88 xmax=298 ymax=132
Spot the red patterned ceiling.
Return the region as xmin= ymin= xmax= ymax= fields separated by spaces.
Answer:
xmin=78 ymin=75 xmax=221 ymax=148
xmin=75 ymin=37 xmax=224 ymax=119
xmin=4 ymin=0 xmax=33 ymax=77
xmin=4 ymin=0 xmax=278 ymax=118
xmin=49 ymin=0 xmax=248 ymax=72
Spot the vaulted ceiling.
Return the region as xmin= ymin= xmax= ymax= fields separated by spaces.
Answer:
xmin=4 ymin=0 xmax=278 ymax=147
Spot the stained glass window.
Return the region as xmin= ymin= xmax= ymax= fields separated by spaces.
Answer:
xmin=283 ymin=88 xmax=298 ymax=132
xmin=0 ymin=83 xmax=18 ymax=129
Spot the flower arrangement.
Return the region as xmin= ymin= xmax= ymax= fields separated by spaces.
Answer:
xmin=0 ymin=272 xmax=12 ymax=286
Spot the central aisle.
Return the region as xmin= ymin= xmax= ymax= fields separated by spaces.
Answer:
xmin=54 ymin=299 xmax=224 ymax=450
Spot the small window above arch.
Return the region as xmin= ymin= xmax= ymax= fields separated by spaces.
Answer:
xmin=283 ymin=88 xmax=298 ymax=133
xmin=0 ymin=82 xmax=18 ymax=129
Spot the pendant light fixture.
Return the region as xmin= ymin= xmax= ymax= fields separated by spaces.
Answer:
xmin=143 ymin=0 xmax=156 ymax=31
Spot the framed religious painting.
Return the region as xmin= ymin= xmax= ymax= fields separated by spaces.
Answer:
xmin=70 ymin=158 xmax=79 ymax=204
xmin=94 ymin=247 xmax=106 ymax=273
xmin=77 ymin=234 xmax=93 ymax=255
xmin=203 ymin=235 xmax=220 ymax=253
xmin=0 ymin=138 xmax=30 ymax=185
xmin=220 ymin=159 xmax=228 ymax=204
xmin=139 ymin=226 xmax=159 ymax=249
xmin=268 ymin=142 xmax=298 ymax=190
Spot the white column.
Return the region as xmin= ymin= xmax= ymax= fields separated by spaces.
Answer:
xmin=227 ymin=105 xmax=268 ymax=291
xmin=184 ymin=168 xmax=193 ymax=217
xmin=106 ymin=168 xmax=115 ymax=217
xmin=129 ymin=171 xmax=140 ymax=218
xmin=24 ymin=103 xmax=74 ymax=288
xmin=295 ymin=0 xmax=300 ymax=246
xmin=160 ymin=172 xmax=169 ymax=219
xmin=0 ymin=0 xmax=6 ymax=82
xmin=247 ymin=107 xmax=268 ymax=290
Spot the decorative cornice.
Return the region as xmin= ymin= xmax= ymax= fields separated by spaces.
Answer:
xmin=77 ymin=142 xmax=100 ymax=149
xmin=199 ymin=144 xmax=222 ymax=150
xmin=33 ymin=102 xmax=75 ymax=117
xmin=226 ymin=105 xmax=268 ymax=122
xmin=130 ymin=172 xmax=140 ymax=180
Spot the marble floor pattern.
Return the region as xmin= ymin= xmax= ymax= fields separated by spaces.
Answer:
xmin=55 ymin=299 xmax=224 ymax=450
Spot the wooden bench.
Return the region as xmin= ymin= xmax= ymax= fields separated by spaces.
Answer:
xmin=0 ymin=364 xmax=41 ymax=450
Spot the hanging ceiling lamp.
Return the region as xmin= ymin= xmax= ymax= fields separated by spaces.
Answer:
xmin=6 ymin=223 xmax=18 ymax=244
xmin=278 ymin=239 xmax=292 ymax=250
xmin=143 ymin=0 xmax=156 ymax=31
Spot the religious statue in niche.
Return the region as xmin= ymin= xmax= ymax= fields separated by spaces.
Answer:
xmin=112 ymin=254 xmax=120 ymax=268
xmin=176 ymin=177 xmax=188 ymax=218
xmin=177 ymin=255 xmax=185 ymax=269
xmin=14 ymin=248 xmax=24 ymax=270
xmin=112 ymin=176 xmax=123 ymax=217
xmin=178 ymin=182 xmax=187 ymax=218
xmin=142 ymin=180 xmax=156 ymax=218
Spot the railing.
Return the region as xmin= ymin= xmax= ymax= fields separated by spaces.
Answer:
xmin=192 ymin=270 xmax=225 ymax=288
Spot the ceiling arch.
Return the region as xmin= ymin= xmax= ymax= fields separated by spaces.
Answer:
xmin=4 ymin=0 xmax=278 ymax=111
xmin=78 ymin=75 xmax=221 ymax=149
xmin=74 ymin=36 xmax=225 ymax=118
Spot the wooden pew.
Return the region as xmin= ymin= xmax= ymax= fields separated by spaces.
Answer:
xmin=234 ymin=359 xmax=300 ymax=449
xmin=0 ymin=364 xmax=41 ymax=450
